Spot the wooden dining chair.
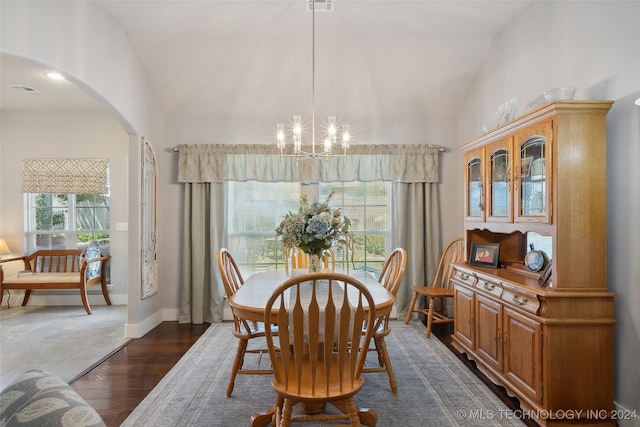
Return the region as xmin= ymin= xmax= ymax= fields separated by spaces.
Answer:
xmin=404 ymin=238 xmax=464 ymax=338
xmin=264 ymin=272 xmax=377 ymax=427
xmin=216 ymin=248 xmax=273 ymax=397
xmin=284 ymin=248 xmax=335 ymax=273
xmin=362 ymin=247 xmax=406 ymax=394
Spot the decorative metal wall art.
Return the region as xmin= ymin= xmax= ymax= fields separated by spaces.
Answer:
xmin=141 ymin=137 xmax=158 ymax=299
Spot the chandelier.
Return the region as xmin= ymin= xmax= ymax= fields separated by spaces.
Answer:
xmin=276 ymin=0 xmax=350 ymax=160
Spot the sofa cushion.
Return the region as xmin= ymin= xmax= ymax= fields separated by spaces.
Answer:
xmin=0 ymin=369 xmax=105 ymax=427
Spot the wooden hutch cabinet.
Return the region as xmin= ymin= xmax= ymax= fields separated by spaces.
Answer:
xmin=452 ymin=101 xmax=616 ymax=426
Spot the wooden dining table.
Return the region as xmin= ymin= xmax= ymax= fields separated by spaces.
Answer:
xmin=227 ymin=268 xmax=395 ymax=427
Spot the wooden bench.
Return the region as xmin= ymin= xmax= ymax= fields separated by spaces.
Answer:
xmin=0 ymin=249 xmax=111 ymax=315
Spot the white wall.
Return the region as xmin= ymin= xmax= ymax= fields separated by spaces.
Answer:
xmin=0 ymin=111 xmax=129 ymax=306
xmin=458 ymin=1 xmax=640 ymax=417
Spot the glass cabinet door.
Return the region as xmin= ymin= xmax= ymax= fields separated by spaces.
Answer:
xmin=487 ymin=138 xmax=513 ymax=222
xmin=515 ymin=120 xmax=552 ymax=223
xmin=465 ymin=148 xmax=485 ymax=221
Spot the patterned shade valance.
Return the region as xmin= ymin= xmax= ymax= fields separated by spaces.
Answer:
xmin=22 ymin=158 xmax=109 ymax=194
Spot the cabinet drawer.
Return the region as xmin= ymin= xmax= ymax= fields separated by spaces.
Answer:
xmin=501 ymin=284 xmax=539 ymax=314
xmin=475 ymin=276 xmax=503 ymax=299
xmin=452 ymin=267 xmax=477 ymax=287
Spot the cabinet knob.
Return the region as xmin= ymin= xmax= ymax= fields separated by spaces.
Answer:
xmin=460 ymin=273 xmax=469 ymax=280
xmin=483 ymin=281 xmax=495 ymax=291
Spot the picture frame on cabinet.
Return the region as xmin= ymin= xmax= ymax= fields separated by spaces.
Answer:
xmin=538 ymin=261 xmax=553 ymax=287
xmin=470 ymin=242 xmax=501 ymax=268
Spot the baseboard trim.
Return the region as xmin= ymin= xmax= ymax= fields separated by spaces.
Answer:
xmin=125 ymin=309 xmax=163 ymax=338
xmin=613 ymin=402 xmax=639 ymax=427
xmin=124 ymin=307 xmax=181 ymax=338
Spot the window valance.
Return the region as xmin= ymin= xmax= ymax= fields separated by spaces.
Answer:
xmin=177 ymin=144 xmax=440 ymax=183
xmin=22 ymin=158 xmax=109 ymax=194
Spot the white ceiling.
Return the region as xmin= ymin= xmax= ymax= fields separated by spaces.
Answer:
xmin=0 ymin=56 xmax=105 ymax=112
xmin=1 ymin=1 xmax=531 ymax=122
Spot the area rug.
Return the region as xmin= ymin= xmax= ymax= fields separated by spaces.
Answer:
xmin=0 ymin=305 xmax=127 ymax=389
xmin=123 ymin=321 xmax=525 ymax=426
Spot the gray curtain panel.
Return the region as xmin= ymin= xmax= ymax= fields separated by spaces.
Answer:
xmin=179 ymin=182 xmax=226 ymax=324
xmin=391 ymin=182 xmax=441 ymax=319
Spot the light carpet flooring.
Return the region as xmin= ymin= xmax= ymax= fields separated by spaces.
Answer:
xmin=0 ymin=304 xmax=128 ymax=389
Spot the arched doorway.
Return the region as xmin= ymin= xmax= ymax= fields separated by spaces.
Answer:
xmin=0 ymin=54 xmax=129 ymax=387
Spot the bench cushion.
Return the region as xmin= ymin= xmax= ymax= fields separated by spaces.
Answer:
xmin=3 ymin=273 xmax=81 ymax=285
xmin=0 ymin=369 xmax=106 ymax=427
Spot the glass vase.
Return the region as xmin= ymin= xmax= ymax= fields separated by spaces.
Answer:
xmin=309 ymin=253 xmax=323 ymax=273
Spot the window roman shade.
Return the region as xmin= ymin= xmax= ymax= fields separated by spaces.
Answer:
xmin=177 ymin=144 xmax=440 ymax=183
xmin=22 ymin=158 xmax=109 ymax=194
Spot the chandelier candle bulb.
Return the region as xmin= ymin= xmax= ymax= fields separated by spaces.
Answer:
xmin=342 ymin=124 xmax=351 ymax=148
xmin=276 ymin=124 xmax=285 ymax=149
xmin=324 ymin=135 xmax=332 ymax=152
xmin=328 ymin=116 xmax=337 ymax=141
xmin=293 ymin=115 xmax=302 ymax=153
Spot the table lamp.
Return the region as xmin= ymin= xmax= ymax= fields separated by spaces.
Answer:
xmin=0 ymin=238 xmax=12 ymax=260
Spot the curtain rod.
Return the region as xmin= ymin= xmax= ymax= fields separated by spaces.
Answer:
xmin=172 ymin=145 xmax=447 ymax=152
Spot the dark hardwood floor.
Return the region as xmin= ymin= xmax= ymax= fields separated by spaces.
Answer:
xmin=71 ymin=320 xmax=534 ymax=427
xmin=429 ymin=323 xmax=536 ymax=427
xmin=71 ymin=322 xmax=210 ymax=426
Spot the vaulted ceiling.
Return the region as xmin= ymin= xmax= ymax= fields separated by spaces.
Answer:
xmin=1 ymin=1 xmax=530 ymax=125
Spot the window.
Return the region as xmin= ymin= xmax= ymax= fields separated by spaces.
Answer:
xmin=228 ymin=182 xmax=300 ymax=274
xmin=320 ymin=182 xmax=390 ymax=276
xmin=24 ymin=193 xmax=111 ymax=278
xmin=228 ymin=182 xmax=391 ymax=277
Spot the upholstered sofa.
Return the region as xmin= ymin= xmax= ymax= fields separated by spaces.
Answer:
xmin=0 ymin=369 xmax=106 ymax=427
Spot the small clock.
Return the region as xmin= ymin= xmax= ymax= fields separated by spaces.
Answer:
xmin=524 ymin=244 xmax=548 ymax=272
